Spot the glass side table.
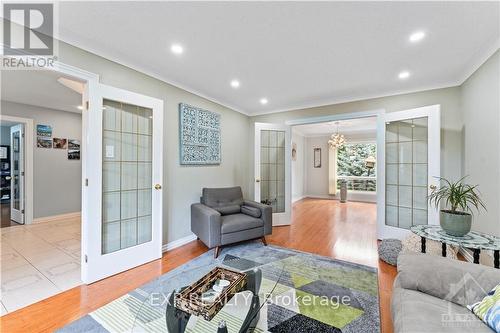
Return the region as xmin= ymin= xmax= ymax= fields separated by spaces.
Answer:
xmin=411 ymin=225 xmax=500 ymax=268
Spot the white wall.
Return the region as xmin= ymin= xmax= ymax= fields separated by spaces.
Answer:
xmin=461 ymin=50 xmax=500 ymax=237
xmin=303 ymin=132 xmax=377 ymax=203
xmin=291 ymin=130 xmax=306 ymax=202
xmin=1 ymin=101 xmax=82 ymax=218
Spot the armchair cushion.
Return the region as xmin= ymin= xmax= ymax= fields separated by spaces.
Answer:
xmin=221 ymin=214 xmax=264 ymax=234
xmin=241 ymin=205 xmax=261 ymax=218
xmin=202 ymin=187 xmax=244 ymax=208
xmin=214 ymin=205 xmax=241 ymax=215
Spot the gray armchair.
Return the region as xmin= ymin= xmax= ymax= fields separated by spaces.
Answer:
xmin=191 ymin=186 xmax=272 ymax=258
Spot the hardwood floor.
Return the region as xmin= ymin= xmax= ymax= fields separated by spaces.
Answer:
xmin=0 ymin=198 xmax=397 ymax=333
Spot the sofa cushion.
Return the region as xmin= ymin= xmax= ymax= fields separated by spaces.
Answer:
xmin=397 ymin=254 xmax=500 ymax=307
xmin=241 ymin=205 xmax=261 ymax=218
xmin=214 ymin=205 xmax=241 ymax=215
xmin=392 ymin=288 xmax=491 ymax=333
xmin=221 ymin=214 xmax=264 ymax=234
xmin=202 ymin=187 xmax=244 ymax=209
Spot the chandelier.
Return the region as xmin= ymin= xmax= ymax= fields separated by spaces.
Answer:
xmin=328 ymin=122 xmax=345 ymax=149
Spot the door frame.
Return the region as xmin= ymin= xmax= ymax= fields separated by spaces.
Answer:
xmin=0 ymin=115 xmax=34 ymax=225
xmin=285 ymin=108 xmax=386 ymax=235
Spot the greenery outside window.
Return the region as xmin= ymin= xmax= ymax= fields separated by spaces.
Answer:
xmin=337 ymin=143 xmax=377 ymax=192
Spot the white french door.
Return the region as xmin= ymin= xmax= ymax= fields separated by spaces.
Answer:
xmin=254 ymin=123 xmax=291 ymax=226
xmin=377 ymin=105 xmax=441 ymax=239
xmin=82 ymin=83 xmax=163 ymax=284
xmin=10 ymin=124 xmax=24 ymax=224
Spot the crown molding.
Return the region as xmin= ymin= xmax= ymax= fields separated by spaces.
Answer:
xmin=249 ymin=81 xmax=461 ymax=117
xmin=57 ymin=38 xmax=251 ymax=116
xmin=458 ymin=36 xmax=500 ymax=85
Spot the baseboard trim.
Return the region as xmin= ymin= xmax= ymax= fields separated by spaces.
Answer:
xmin=33 ymin=212 xmax=81 ymax=224
xmin=162 ymin=234 xmax=197 ymax=252
xmin=292 ymin=195 xmax=306 ymax=203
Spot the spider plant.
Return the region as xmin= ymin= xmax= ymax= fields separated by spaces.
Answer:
xmin=428 ymin=176 xmax=486 ymax=215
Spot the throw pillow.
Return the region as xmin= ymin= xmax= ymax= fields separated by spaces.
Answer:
xmin=241 ymin=205 xmax=261 ymax=218
xmin=214 ymin=205 xmax=241 ymax=215
xmin=468 ymin=283 xmax=500 ymax=333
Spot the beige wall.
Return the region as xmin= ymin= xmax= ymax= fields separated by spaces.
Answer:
xmin=1 ymin=101 xmax=82 ymax=218
xmin=250 ymin=86 xmax=463 ymax=199
xmin=58 ymin=42 xmax=251 ymax=244
xmin=461 ymin=50 xmax=500 ymax=237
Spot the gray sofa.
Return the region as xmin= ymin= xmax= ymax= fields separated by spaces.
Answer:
xmin=191 ymin=187 xmax=272 ymax=258
xmin=392 ymin=253 xmax=500 ymax=333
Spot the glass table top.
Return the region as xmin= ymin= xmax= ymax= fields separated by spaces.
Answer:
xmin=131 ymin=257 xmax=286 ymax=333
xmin=411 ymin=225 xmax=500 ymax=250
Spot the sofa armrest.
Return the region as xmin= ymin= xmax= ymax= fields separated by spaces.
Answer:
xmin=191 ymin=203 xmax=221 ymax=248
xmin=243 ymin=200 xmax=272 ymax=235
xmin=396 ymin=253 xmax=500 ymax=307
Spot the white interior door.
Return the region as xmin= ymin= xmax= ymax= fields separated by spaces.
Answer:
xmin=377 ymin=105 xmax=441 ymax=239
xmin=82 ymin=82 xmax=163 ymax=284
xmin=10 ymin=124 xmax=24 ymax=224
xmin=254 ymin=123 xmax=291 ymax=226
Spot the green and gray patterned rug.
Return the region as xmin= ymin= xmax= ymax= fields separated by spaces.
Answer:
xmin=58 ymin=243 xmax=380 ymax=332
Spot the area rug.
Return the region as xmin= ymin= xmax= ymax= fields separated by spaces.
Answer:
xmin=58 ymin=242 xmax=380 ymax=332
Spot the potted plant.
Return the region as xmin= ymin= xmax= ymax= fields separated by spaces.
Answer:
xmin=428 ymin=177 xmax=486 ymax=237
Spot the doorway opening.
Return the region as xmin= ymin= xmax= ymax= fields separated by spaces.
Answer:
xmin=291 ymin=117 xmax=378 ymax=204
xmin=282 ymin=105 xmax=440 ymax=242
xmin=0 ymin=69 xmax=85 ymax=314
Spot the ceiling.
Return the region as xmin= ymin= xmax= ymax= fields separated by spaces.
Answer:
xmin=1 ymin=70 xmax=83 ymax=113
xmin=56 ymin=2 xmax=499 ymax=115
xmin=294 ymin=117 xmax=377 ymax=137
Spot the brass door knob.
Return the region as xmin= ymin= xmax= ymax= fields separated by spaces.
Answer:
xmin=154 ymin=184 xmax=162 ymax=190
xmin=429 ymin=184 xmax=437 ymax=190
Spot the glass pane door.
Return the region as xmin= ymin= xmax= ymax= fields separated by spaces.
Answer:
xmin=260 ymin=130 xmax=285 ymax=213
xmin=102 ymin=100 xmax=153 ymax=254
xmin=385 ymin=117 xmax=428 ymax=229
xmin=10 ymin=124 xmax=24 ymax=224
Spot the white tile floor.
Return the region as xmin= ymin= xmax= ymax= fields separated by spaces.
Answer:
xmin=0 ymin=217 xmax=82 ymax=314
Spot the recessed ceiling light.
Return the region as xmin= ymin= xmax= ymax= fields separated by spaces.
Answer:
xmin=409 ymin=31 xmax=425 ymax=43
xmin=230 ymin=79 xmax=240 ymax=88
xmin=260 ymin=98 xmax=268 ymax=105
xmin=170 ymin=44 xmax=184 ymax=55
xmin=77 ymin=105 xmax=83 ymax=110
xmin=398 ymin=71 xmax=410 ymax=79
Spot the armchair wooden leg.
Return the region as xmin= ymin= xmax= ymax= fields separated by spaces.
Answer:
xmin=261 ymin=236 xmax=268 ymax=246
xmin=214 ymin=246 xmax=221 ymax=259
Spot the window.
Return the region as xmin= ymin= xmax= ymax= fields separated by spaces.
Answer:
xmin=337 ymin=143 xmax=376 ymax=192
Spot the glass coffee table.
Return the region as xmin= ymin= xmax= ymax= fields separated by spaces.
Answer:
xmin=411 ymin=225 xmax=500 ymax=268
xmin=131 ymin=258 xmax=285 ymax=333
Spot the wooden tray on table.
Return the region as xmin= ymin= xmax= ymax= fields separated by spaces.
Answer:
xmin=174 ymin=267 xmax=247 ymax=321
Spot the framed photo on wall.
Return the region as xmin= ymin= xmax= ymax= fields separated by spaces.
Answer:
xmin=313 ymin=148 xmax=321 ymax=168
